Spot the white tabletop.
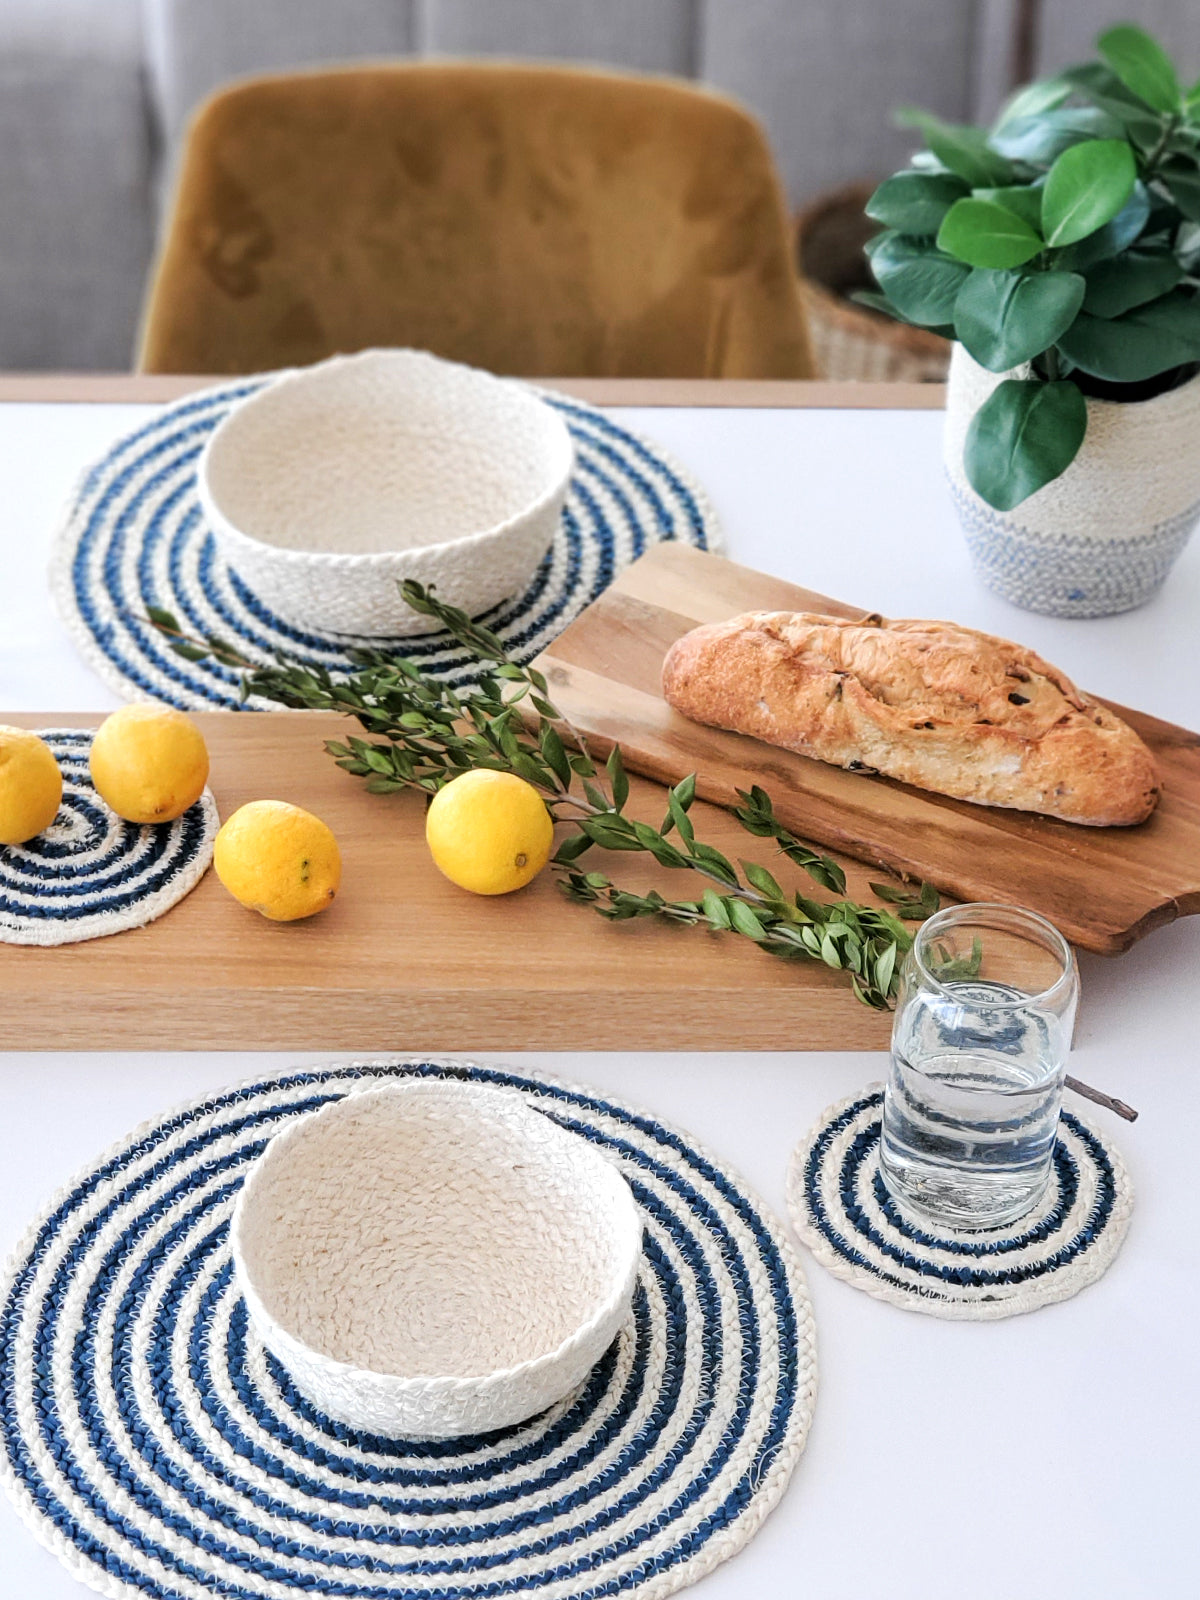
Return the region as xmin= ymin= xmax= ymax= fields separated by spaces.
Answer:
xmin=1 ymin=397 xmax=1197 ymax=1599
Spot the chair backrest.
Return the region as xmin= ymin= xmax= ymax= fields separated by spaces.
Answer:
xmin=138 ymin=62 xmax=814 ymax=378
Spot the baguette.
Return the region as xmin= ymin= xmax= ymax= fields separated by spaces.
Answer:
xmin=661 ymin=610 xmax=1159 ymax=826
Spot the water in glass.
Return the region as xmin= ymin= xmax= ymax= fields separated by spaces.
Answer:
xmin=879 ymin=906 xmax=1078 ymax=1230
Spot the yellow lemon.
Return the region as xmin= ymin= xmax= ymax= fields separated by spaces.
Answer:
xmin=89 ymin=704 xmax=209 ymax=824
xmin=214 ymin=800 xmax=341 ymax=921
xmin=426 ymin=769 xmax=553 ymax=895
xmin=0 ymin=726 xmax=63 ymax=846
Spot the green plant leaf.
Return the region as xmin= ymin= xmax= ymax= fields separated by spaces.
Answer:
xmin=850 ymin=289 xmax=954 ymax=339
xmin=1187 ymin=77 xmax=1200 ymax=118
xmin=1097 ymin=23 xmax=1182 ymax=114
xmin=989 ymin=106 xmax=1125 ymax=163
xmin=1055 ymin=63 xmax=1163 ymax=147
xmin=1160 ymin=157 xmax=1200 ymax=222
xmin=606 ymin=745 xmax=629 ymax=809
xmin=936 ymin=199 xmax=1043 ymax=269
xmin=992 ymin=77 xmax=1072 ymax=131
xmin=1041 ymin=140 xmax=1137 ymax=247
xmin=867 ymin=233 xmax=971 ymax=324
xmin=971 ymin=186 xmax=1045 ymax=232
xmin=865 ymin=170 xmax=969 ymax=234
xmin=1082 ymin=247 xmax=1184 ymax=317
xmin=1057 ymin=182 xmax=1151 ymax=268
xmin=963 ymin=379 xmax=1087 ymax=510
xmin=1056 ymin=291 xmax=1200 ymax=381
xmin=895 ymin=108 xmax=1016 ymax=187
xmin=954 ymin=268 xmax=1085 ymax=371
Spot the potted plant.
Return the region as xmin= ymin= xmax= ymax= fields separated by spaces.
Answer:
xmin=864 ymin=23 xmax=1200 ymax=616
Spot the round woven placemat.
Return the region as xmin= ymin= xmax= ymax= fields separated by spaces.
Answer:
xmin=0 ymin=1059 xmax=816 ymax=1600
xmin=49 ymin=381 xmax=720 ymax=709
xmin=0 ymin=728 xmax=217 ymax=946
xmin=787 ymin=1088 xmax=1133 ymax=1321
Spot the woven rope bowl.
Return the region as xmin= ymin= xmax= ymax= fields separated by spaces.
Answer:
xmin=198 ymin=348 xmax=575 ymax=636
xmin=230 ymin=1079 xmax=642 ymax=1438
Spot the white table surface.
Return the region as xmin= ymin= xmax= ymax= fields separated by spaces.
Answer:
xmin=1 ymin=399 xmax=1197 ymax=1599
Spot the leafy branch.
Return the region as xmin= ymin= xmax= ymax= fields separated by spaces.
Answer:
xmin=146 ymin=588 xmax=939 ymax=1009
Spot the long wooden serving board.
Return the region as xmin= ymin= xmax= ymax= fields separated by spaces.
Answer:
xmin=1 ymin=711 xmax=897 ymax=1052
xmin=534 ymin=543 xmax=1200 ymax=956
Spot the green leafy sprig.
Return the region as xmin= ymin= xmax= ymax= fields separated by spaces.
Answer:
xmin=147 ymin=585 xmax=939 ymax=1009
xmin=861 ymin=22 xmax=1200 ymax=510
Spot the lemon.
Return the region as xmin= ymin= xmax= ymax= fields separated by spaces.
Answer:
xmin=89 ymin=704 xmax=209 ymax=824
xmin=0 ymin=726 xmax=63 ymax=846
xmin=426 ymin=769 xmax=553 ymax=895
xmin=214 ymin=800 xmax=341 ymax=921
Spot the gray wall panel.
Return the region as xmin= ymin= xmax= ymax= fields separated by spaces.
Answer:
xmin=145 ymin=0 xmax=418 ymax=147
xmin=421 ymin=0 xmax=698 ymax=74
xmin=0 ymin=0 xmax=154 ymax=369
xmin=700 ymin=0 xmax=983 ymax=205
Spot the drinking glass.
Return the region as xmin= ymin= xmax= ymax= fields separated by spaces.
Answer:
xmin=880 ymin=903 xmax=1079 ymax=1230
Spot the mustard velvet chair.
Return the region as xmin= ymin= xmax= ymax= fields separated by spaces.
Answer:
xmin=138 ymin=62 xmax=815 ymax=379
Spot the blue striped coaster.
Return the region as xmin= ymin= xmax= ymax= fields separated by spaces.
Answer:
xmin=0 ymin=728 xmax=217 ymax=945
xmin=788 ymin=1088 xmax=1133 ymax=1320
xmin=0 ymin=1059 xmax=815 ymax=1600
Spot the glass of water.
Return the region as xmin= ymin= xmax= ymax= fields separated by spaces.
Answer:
xmin=880 ymin=903 xmax=1079 ymax=1230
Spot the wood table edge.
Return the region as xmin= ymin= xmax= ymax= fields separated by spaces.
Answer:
xmin=0 ymin=373 xmax=946 ymax=410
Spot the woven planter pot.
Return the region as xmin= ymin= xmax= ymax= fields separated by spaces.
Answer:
xmin=794 ymin=182 xmax=950 ymax=383
xmin=945 ymin=344 xmax=1200 ymax=618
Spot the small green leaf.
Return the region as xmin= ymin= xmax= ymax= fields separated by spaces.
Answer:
xmin=1058 ymin=182 xmax=1151 ymax=269
xmin=1160 ymin=157 xmax=1200 ymax=223
xmin=937 ymin=199 xmax=1043 ymax=269
xmin=606 ymin=745 xmax=629 ymax=810
xmin=553 ymin=832 xmax=593 ymax=864
xmin=1098 ymin=23 xmax=1182 ymax=114
xmin=1056 ymin=290 xmax=1200 ymax=381
xmin=865 ymin=171 xmax=968 ymax=234
xmin=963 ymin=378 xmax=1087 ymax=510
xmin=539 ymin=725 xmax=571 ymax=789
xmin=992 ymin=77 xmax=1072 ymax=131
xmin=953 ymin=268 xmax=1085 ymax=371
xmin=742 ymin=861 xmax=783 ymax=900
xmin=971 ymin=186 xmax=1045 ymax=233
xmin=728 ymin=900 xmax=767 ymax=940
xmin=169 ymin=642 xmax=209 ymax=662
xmin=895 ymin=108 xmax=1016 ymax=187
xmin=665 ymin=787 xmax=696 ymax=843
xmin=1055 ymin=62 xmax=1163 ymax=147
xmin=145 ymin=605 xmax=181 ymax=632
xmin=989 ymin=106 xmax=1125 ymax=164
xmin=1082 ymin=248 xmax=1183 ymax=317
xmin=867 ymin=233 xmax=971 ymax=325
xmin=1041 ymin=140 xmax=1137 ymax=248
xmin=701 ymin=889 xmax=731 ymax=930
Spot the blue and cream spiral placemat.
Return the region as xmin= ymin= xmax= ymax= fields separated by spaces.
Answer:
xmin=49 ymin=381 xmax=720 ymax=710
xmin=0 ymin=729 xmax=217 ymax=946
xmin=0 ymin=1059 xmax=815 ymax=1600
xmin=787 ymin=1088 xmax=1132 ymax=1321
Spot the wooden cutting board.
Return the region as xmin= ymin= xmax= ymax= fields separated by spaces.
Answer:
xmin=1 ymin=711 xmax=896 ymax=1052
xmin=534 ymin=543 xmax=1200 ymax=956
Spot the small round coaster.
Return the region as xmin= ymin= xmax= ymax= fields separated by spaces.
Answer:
xmin=787 ymin=1088 xmax=1133 ymax=1321
xmin=50 ymin=379 xmax=720 ymax=710
xmin=0 ymin=1059 xmax=815 ymax=1600
xmin=0 ymin=728 xmax=217 ymax=945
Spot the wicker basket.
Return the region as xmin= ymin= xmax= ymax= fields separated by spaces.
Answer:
xmin=231 ymin=1079 xmax=643 ymax=1438
xmin=795 ymin=181 xmax=950 ymax=383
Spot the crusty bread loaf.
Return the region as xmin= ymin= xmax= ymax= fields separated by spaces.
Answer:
xmin=661 ymin=610 xmax=1159 ymax=826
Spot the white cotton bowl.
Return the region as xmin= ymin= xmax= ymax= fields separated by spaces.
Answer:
xmin=197 ymin=348 xmax=574 ymax=636
xmin=230 ymin=1080 xmax=642 ymax=1438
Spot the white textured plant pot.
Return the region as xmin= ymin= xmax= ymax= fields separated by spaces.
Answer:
xmin=230 ymin=1080 xmax=642 ymax=1439
xmin=944 ymin=343 xmax=1200 ymax=618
